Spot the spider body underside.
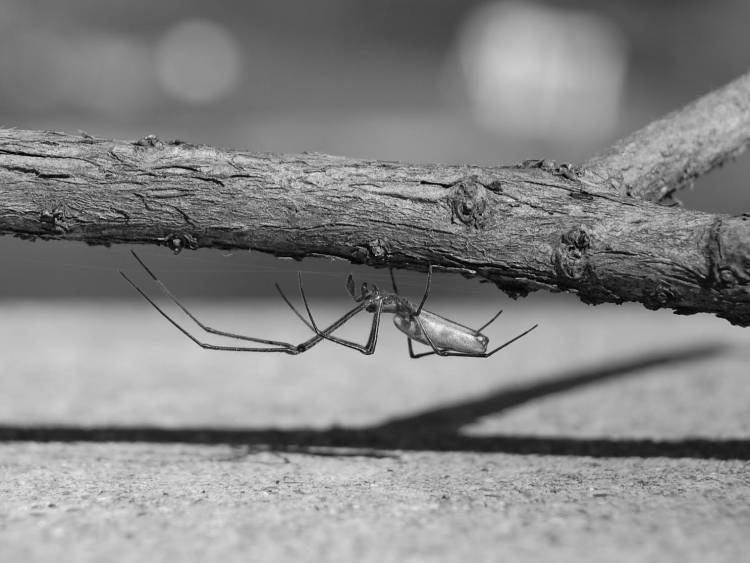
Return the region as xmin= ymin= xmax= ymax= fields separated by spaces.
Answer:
xmin=120 ymin=252 xmax=537 ymax=359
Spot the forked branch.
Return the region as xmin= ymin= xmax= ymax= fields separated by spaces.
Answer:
xmin=585 ymin=71 xmax=750 ymax=203
xmin=1 ymin=71 xmax=750 ymax=326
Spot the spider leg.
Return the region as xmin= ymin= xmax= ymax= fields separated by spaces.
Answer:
xmin=128 ymin=251 xmax=295 ymax=348
xmin=476 ymin=308 xmax=503 ymax=333
xmin=480 ymin=323 xmax=539 ymax=357
xmin=412 ymin=315 xmax=451 ymax=357
xmin=294 ymin=300 xmax=375 ymax=353
xmin=275 ymin=278 xmax=376 ymax=353
xmin=274 ymin=282 xmax=314 ymax=331
xmin=389 ymin=267 xmax=399 ymax=294
xmin=299 ymin=274 xmax=383 ymax=355
xmin=407 ymin=337 xmax=438 ymax=359
xmin=121 ymin=271 xmax=303 ymax=353
xmin=436 ymin=324 xmax=539 ymax=357
xmin=415 ymin=264 xmax=501 ymax=333
xmin=415 ymin=265 xmax=433 ymax=315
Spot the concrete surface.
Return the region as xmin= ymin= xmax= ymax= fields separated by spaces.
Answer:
xmin=1 ymin=297 xmax=749 ymax=562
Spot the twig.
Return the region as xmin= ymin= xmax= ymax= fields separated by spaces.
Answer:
xmin=585 ymin=71 xmax=750 ymax=203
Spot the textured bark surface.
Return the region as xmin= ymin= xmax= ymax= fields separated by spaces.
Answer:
xmin=1 ymin=128 xmax=749 ymax=326
xmin=1 ymin=72 xmax=750 ymax=326
xmin=584 ymin=71 xmax=750 ymax=203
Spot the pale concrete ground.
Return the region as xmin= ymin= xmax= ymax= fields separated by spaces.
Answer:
xmin=1 ymin=298 xmax=749 ymax=562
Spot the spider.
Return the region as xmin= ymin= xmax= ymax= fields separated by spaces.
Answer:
xmin=120 ymin=251 xmax=537 ymax=358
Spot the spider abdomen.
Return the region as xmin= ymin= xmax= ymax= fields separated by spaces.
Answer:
xmin=393 ymin=310 xmax=489 ymax=354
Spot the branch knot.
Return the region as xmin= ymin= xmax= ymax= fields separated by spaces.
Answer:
xmin=448 ymin=176 xmax=491 ymax=228
xmin=553 ymin=225 xmax=592 ymax=281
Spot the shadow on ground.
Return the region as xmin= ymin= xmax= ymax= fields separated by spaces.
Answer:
xmin=2 ymin=343 xmax=747 ymax=460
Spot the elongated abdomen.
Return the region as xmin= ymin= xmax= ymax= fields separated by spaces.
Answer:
xmin=393 ymin=310 xmax=488 ymax=354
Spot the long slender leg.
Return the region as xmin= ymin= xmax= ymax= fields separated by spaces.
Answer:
xmin=389 ymin=268 xmax=399 ymax=293
xmin=476 ymin=323 xmax=539 ymax=357
xmin=123 ymin=261 xmax=372 ymax=354
xmin=274 ymin=283 xmax=314 ymax=331
xmin=294 ymin=300 xmax=373 ymax=353
xmin=476 ymin=309 xmax=503 ymax=332
xmin=121 ymin=271 xmax=300 ymax=353
xmin=278 ymin=274 xmax=390 ymax=353
xmin=415 ymin=265 xmax=432 ymax=315
xmin=420 ymin=315 xmax=452 ymax=356
xmin=408 ymin=337 xmax=437 ymax=359
xmin=123 ymin=270 xmax=376 ymax=354
xmin=299 ymin=274 xmax=383 ymax=354
xmin=129 ymin=251 xmax=296 ymax=347
xmin=413 ymin=263 xmax=501 ymax=333
xmin=438 ymin=324 xmax=539 ymax=357
xmin=404 ymin=316 xmax=450 ymax=360
xmin=391 ymin=271 xmax=432 ymax=356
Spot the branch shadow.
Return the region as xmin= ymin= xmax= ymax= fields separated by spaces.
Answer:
xmin=2 ymin=342 xmax=748 ymax=460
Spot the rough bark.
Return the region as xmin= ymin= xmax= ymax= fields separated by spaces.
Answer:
xmin=1 ymin=72 xmax=750 ymax=326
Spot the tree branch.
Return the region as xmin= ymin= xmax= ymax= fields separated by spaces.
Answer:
xmin=1 ymin=72 xmax=750 ymax=326
xmin=584 ymin=70 xmax=750 ymax=203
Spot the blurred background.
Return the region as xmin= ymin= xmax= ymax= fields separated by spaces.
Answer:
xmin=0 ymin=0 xmax=748 ymax=433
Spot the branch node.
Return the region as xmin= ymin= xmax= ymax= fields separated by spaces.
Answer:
xmin=39 ymin=202 xmax=71 ymax=233
xmin=448 ymin=175 xmax=491 ymax=228
xmin=366 ymin=238 xmax=390 ymax=262
xmin=644 ymin=280 xmax=679 ymax=310
xmin=553 ymin=225 xmax=593 ymax=281
xmin=352 ymin=238 xmax=392 ymax=265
